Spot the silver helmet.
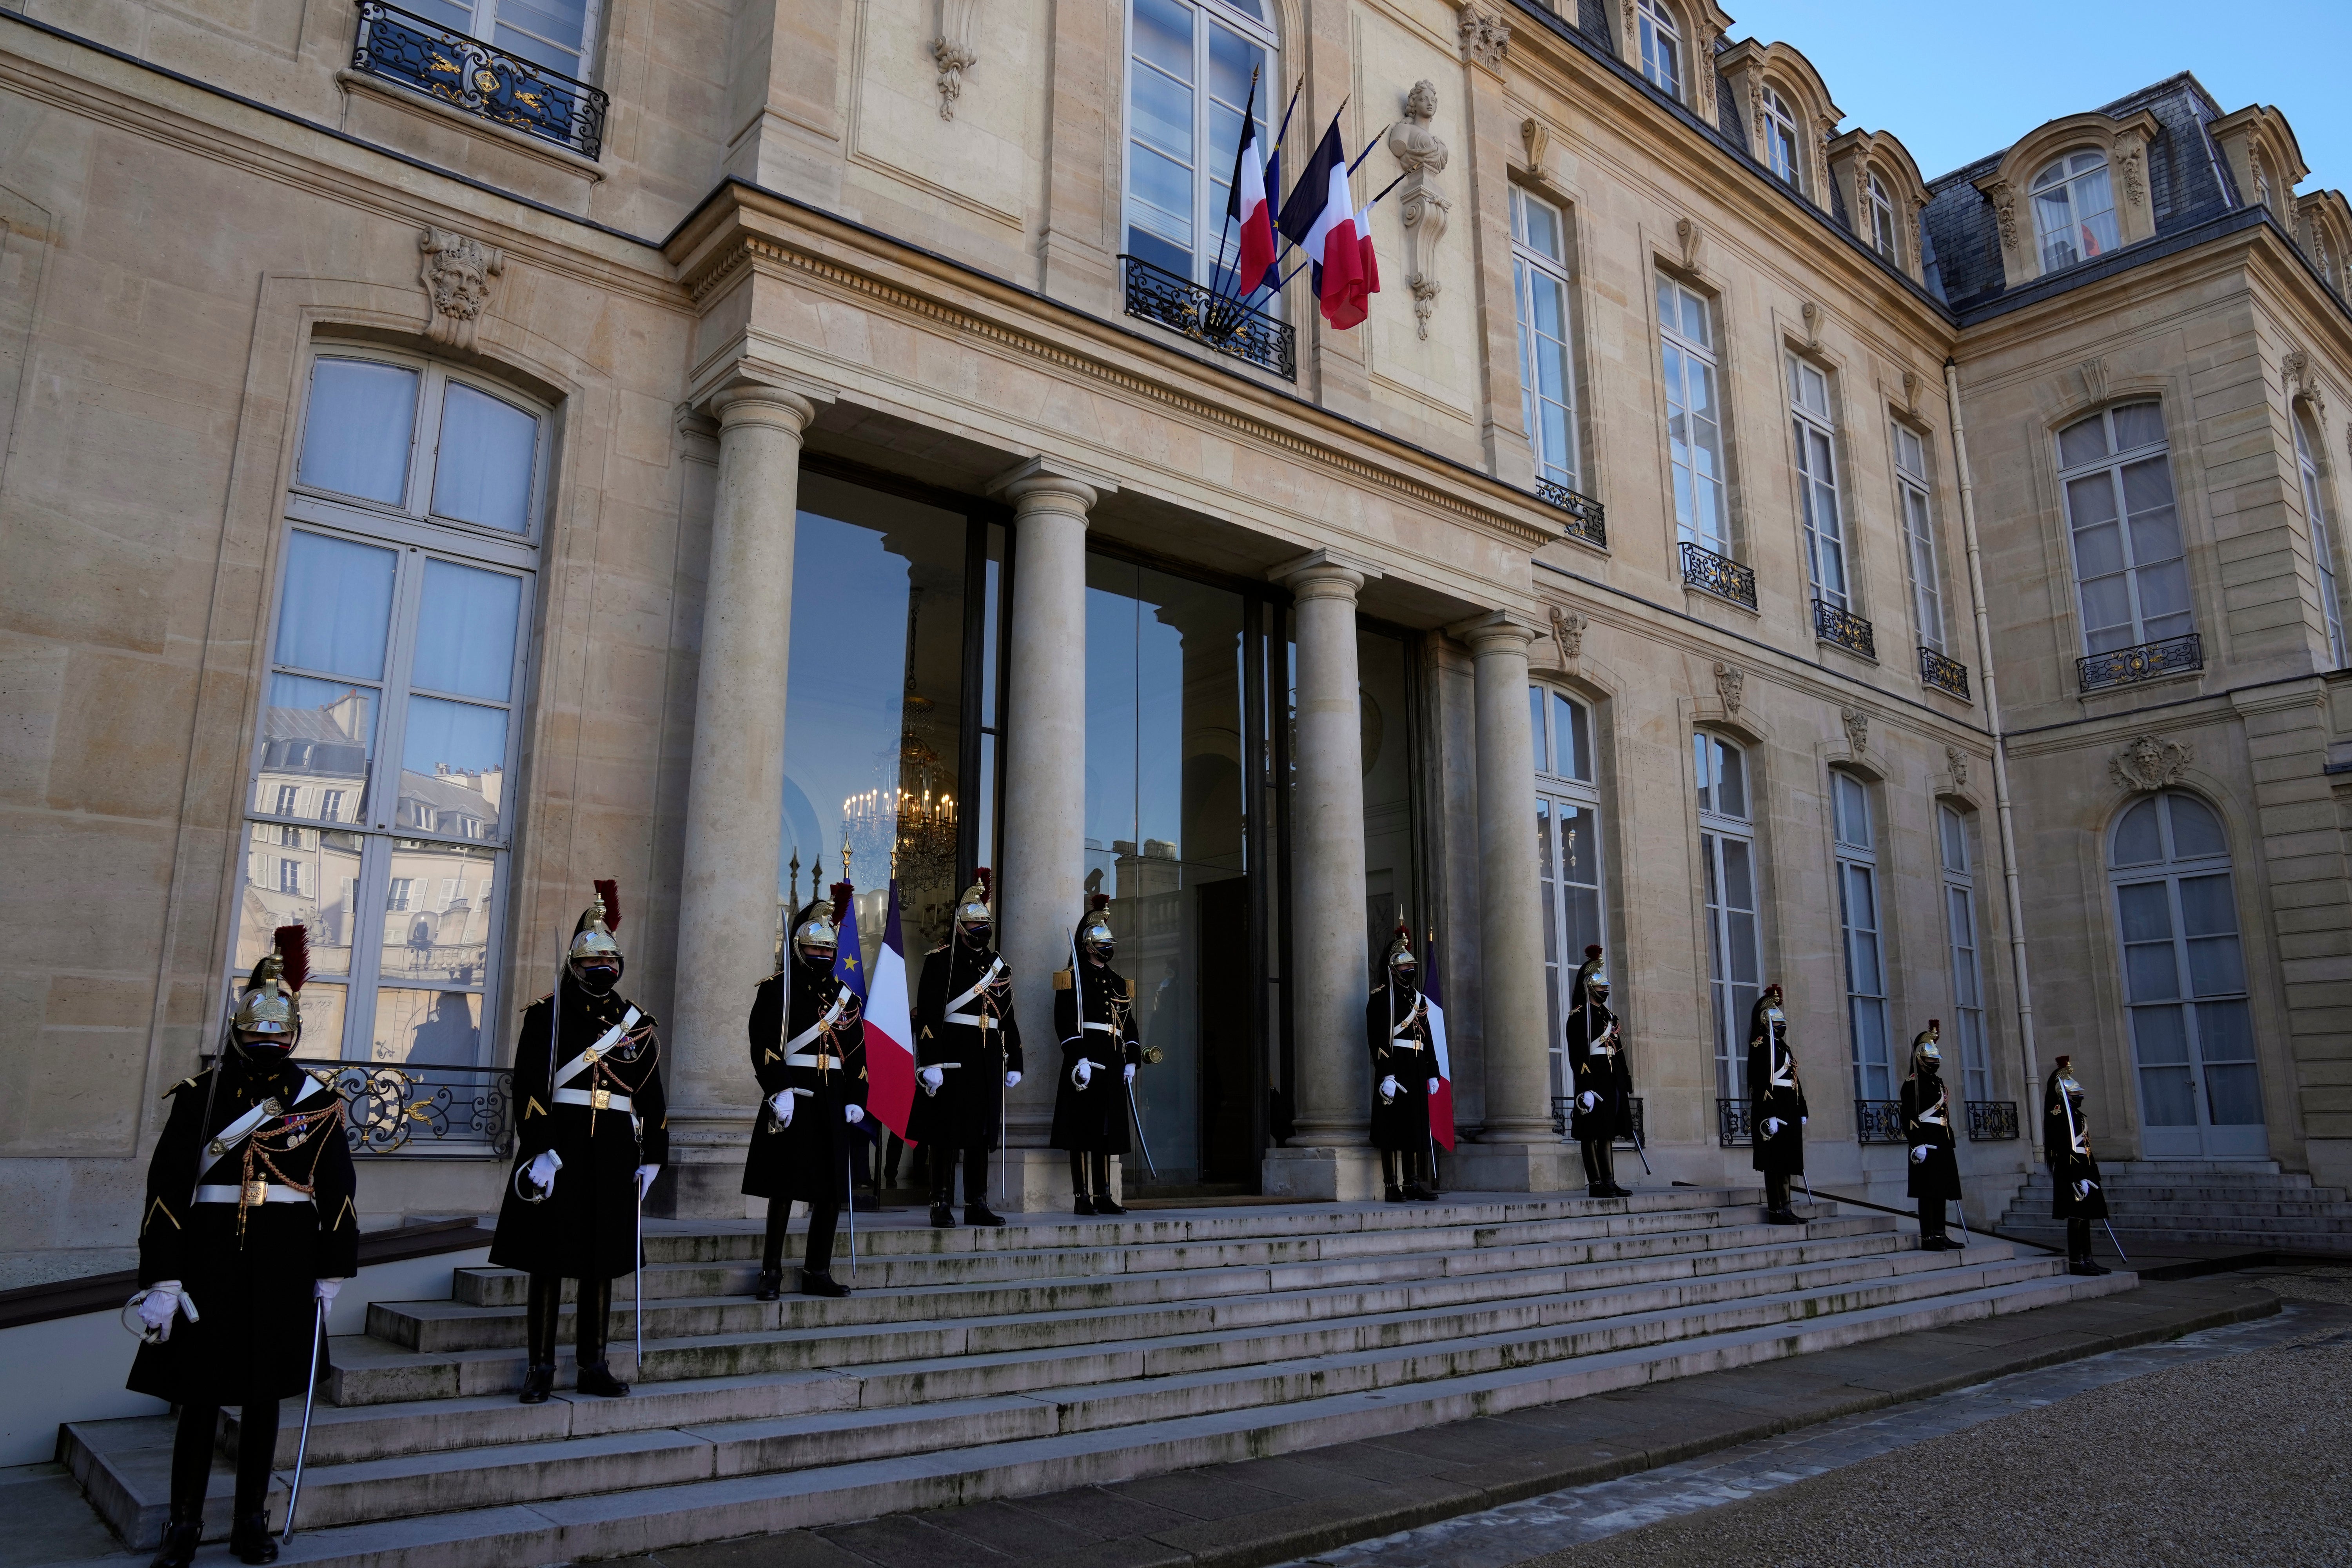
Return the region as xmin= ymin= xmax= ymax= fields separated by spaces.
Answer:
xmin=794 ymin=893 xmax=840 ymax=964
xmin=1571 ymin=944 xmax=1609 ymax=1008
xmin=1383 ymin=923 xmax=1416 ymax=978
xmin=1077 ymin=893 xmax=1114 ymax=963
xmin=567 ymin=881 xmax=623 ymax=973
xmin=1912 ymin=1020 xmax=1942 ymax=1072
xmin=230 ymin=925 xmax=309 ymax=1050
xmin=955 ymin=871 xmax=994 ymax=942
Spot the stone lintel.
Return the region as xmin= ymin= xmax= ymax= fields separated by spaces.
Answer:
xmin=986 ymin=454 xmax=1121 ymax=508
xmin=1270 ymin=547 xmax=1386 ymax=593
xmin=1444 ymin=607 xmax=1546 ymax=649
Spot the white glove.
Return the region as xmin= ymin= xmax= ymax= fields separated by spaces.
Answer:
xmin=844 ymin=1103 xmax=865 ymax=1125
xmin=635 ymin=1164 xmax=660 ymax=1198
xmin=919 ymin=1065 xmax=944 ymax=1095
xmin=137 ymin=1283 xmax=189 ymax=1338
xmin=1379 ymin=1075 xmax=1399 ymax=1103
xmin=527 ymin=1150 xmax=561 ymax=1192
xmin=1762 ymin=1117 xmax=1784 ymax=1136
xmin=1800 ymin=1116 xmax=1809 ymax=1127
xmin=2074 ymin=1178 xmax=2095 ymax=1200
xmin=1073 ymin=1059 xmax=1093 ymax=1089
xmin=1578 ymin=1091 xmax=1598 ymax=1112
xmin=314 ymin=1278 xmax=344 ymax=1304
xmin=1911 ymin=1145 xmax=1931 ymax=1164
xmin=1004 ymin=1070 xmax=1021 ymax=1088
xmin=1426 ymin=1078 xmax=1440 ymax=1095
xmin=768 ymin=1089 xmax=795 ymax=1127
xmin=1123 ymin=1063 xmax=1136 ymax=1084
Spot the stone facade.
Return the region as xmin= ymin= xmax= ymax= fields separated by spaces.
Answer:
xmin=2 ymin=0 xmax=2347 ymax=1259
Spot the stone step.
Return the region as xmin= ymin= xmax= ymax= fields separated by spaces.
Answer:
xmin=2003 ymin=1197 xmax=2352 ymax=1221
xmin=2001 ymin=1215 xmax=2352 ymax=1245
xmin=66 ymin=1267 xmax=2127 ymax=1563
xmin=2013 ymin=1175 xmax=2348 ymax=1202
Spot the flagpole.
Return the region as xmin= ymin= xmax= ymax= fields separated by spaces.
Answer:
xmin=1261 ymin=171 xmax=1405 ymax=301
xmin=1203 ymin=66 xmax=1260 ymax=315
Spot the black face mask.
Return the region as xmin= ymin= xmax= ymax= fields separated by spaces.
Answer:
xmin=959 ymin=920 xmax=991 ymax=947
xmin=573 ymin=961 xmax=621 ymax=996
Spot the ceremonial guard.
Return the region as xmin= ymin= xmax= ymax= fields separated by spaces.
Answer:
xmin=132 ymin=926 xmax=358 ymax=1568
xmin=1364 ymin=925 xmax=1439 ymax=1203
xmin=1564 ymin=944 xmax=1633 ymax=1199
xmin=744 ymin=884 xmax=870 ymax=1298
xmin=909 ymin=872 xmax=1021 ymax=1227
xmin=1900 ymin=1022 xmax=1965 ymax=1250
xmin=491 ymin=882 xmax=666 ymax=1404
xmin=1051 ymin=893 xmax=1142 ymax=1214
xmin=1746 ymin=984 xmax=1808 ymax=1225
xmin=2044 ymin=1054 xmax=2112 ymax=1276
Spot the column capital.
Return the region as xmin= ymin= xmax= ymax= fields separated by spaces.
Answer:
xmin=1271 ymin=547 xmax=1384 ymax=601
xmin=1446 ymin=607 xmax=1544 ymax=653
xmin=689 ymin=352 xmax=836 ymax=430
xmin=989 ymin=455 xmax=1118 ymax=514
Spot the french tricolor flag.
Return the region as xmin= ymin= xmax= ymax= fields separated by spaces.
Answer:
xmin=1277 ymin=116 xmax=1368 ymax=330
xmin=1425 ymin=937 xmax=1455 ymax=1151
xmin=862 ymin=880 xmax=918 ymax=1142
xmin=1225 ymin=79 xmax=1278 ymax=296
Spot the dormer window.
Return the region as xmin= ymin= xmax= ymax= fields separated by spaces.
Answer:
xmin=1868 ymin=173 xmax=1898 ymax=260
xmin=1636 ymin=0 xmax=1682 ymax=99
xmin=1761 ymin=87 xmax=1802 ymax=192
xmin=2031 ymin=152 xmax=2120 ymax=273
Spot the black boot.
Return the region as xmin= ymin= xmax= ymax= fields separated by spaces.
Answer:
xmin=1599 ymin=1142 xmax=1632 ymax=1199
xmin=1090 ymin=1152 xmax=1126 ymax=1215
xmin=1069 ymin=1152 xmax=1094 ymax=1214
xmin=573 ymin=1277 xmax=630 ymax=1396
xmin=963 ymin=1149 xmax=1005 ymax=1225
xmin=520 ymin=1273 xmax=561 ymax=1402
xmin=932 ymin=1162 xmax=959 ymax=1227
xmin=155 ymin=1405 xmax=216 ymax=1568
xmin=229 ymin=1514 xmax=277 ymax=1566
xmin=229 ymin=1397 xmax=279 ymax=1563
xmin=149 ymin=1511 xmax=202 ymax=1568
xmin=798 ymin=1200 xmax=849 ymax=1294
xmin=752 ymin=1267 xmax=784 ymax=1300
xmin=800 ymin=1270 xmax=851 ymax=1297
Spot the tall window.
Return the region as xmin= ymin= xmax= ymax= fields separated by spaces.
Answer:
xmin=1512 ymin=188 xmax=1580 ymax=493
xmin=408 ymin=0 xmax=603 ymax=80
xmin=1659 ymin=276 xmax=1728 ymax=554
xmin=2059 ymin=402 xmax=2191 ymax=656
xmin=1833 ymin=771 xmax=1891 ymax=1098
xmin=1938 ymin=804 xmax=1989 ymax=1102
xmin=1868 ymin=174 xmax=1899 ymax=260
xmin=1696 ymin=733 xmax=1761 ymax=1099
xmin=2111 ymin=792 xmax=2265 ymax=1158
xmin=1761 ymin=86 xmax=1802 ymax=191
xmin=1789 ymin=357 xmax=1847 ymax=608
xmin=1534 ymin=688 xmax=1605 ymax=1099
xmin=2031 ymin=151 xmax=2119 ymax=273
xmin=2294 ymin=414 xmax=2347 ymax=667
xmin=237 ymin=350 xmax=544 ymax=1064
xmin=1635 ymin=0 xmax=1682 ymax=98
xmin=1894 ymin=423 xmax=1945 ymax=651
xmin=1124 ymin=0 xmax=1276 ymax=295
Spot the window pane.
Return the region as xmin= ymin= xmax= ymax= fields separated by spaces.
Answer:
xmin=2058 ymin=414 xmax=2108 ymax=468
xmin=1721 ymin=836 xmax=1755 ymax=915
xmin=431 ymin=383 xmax=539 ymax=533
xmin=254 ymin=673 xmax=374 ymax=820
xmin=1556 ymin=693 xmax=1589 ymax=781
xmin=2120 ymin=457 xmax=2178 ymax=530
xmin=2124 ymin=940 xmax=2179 ymax=1002
xmin=1522 ymin=197 xmax=1561 ymax=261
xmin=2116 ymin=880 xmax=2173 ymax=944
xmin=2203 ymin=1058 xmax=2264 ymax=1126
xmin=397 ymin=697 xmax=510 ymax=838
xmin=2176 ymin=872 xmax=2238 ymax=938
xmin=2186 ymin=935 xmax=2245 ymax=997
xmin=1528 ymin=685 xmax=1545 ymax=771
xmin=2167 ymin=794 xmax=2226 ymax=858
xmin=412 ymin=559 xmax=523 ymax=701
xmin=2111 ymin=403 xmax=2165 ymax=452
xmin=370 ymin=989 xmax=484 ymax=1065
xmin=1714 ymin=741 xmax=1746 ymax=818
xmin=1940 ymin=806 xmax=1967 ymax=873
xmin=495 ymin=0 xmax=585 ymax=51
xmin=277 ymin=530 xmax=397 ymax=679
xmin=1128 ymin=146 xmax=1194 ymax=247
xmin=1131 ymin=61 xmax=1194 ymax=163
xmin=2112 ymin=798 xmax=2161 ymax=864
xmin=236 ymin=823 xmax=365 ymax=978
xmin=1132 ymin=0 xmax=1193 ymax=77
xmin=377 ymin=839 xmax=498 ymax=989
xmin=299 ymin=359 xmax=417 ymax=505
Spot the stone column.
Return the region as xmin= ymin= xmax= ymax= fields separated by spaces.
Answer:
xmin=1264 ymin=549 xmax=1386 ymax=1201
xmin=654 ymin=380 xmax=820 ymax=1217
xmin=1447 ymin=610 xmax=1576 ymax=1192
xmin=989 ymin=457 xmax=1114 ymax=1210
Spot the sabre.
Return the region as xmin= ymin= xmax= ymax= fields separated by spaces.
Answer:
xmin=1626 ymin=1118 xmax=1654 ymax=1178
xmin=1125 ymin=1077 xmax=1159 ymax=1182
xmin=845 ymin=1136 xmax=857 ymax=1279
xmin=280 ymin=1297 xmax=325 ymax=1543
xmin=633 ymin=1174 xmax=644 ymax=1373
xmin=1956 ymin=1201 xmax=1971 ymax=1245
xmin=2102 ymin=1218 xmax=2130 ymax=1263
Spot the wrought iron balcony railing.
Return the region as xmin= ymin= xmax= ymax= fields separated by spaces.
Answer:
xmin=1681 ymin=541 xmax=1757 ymax=609
xmin=1716 ymin=1096 xmax=1754 ymax=1148
xmin=352 ymin=0 xmax=609 ymax=160
xmin=1919 ymin=644 xmax=1971 ymax=699
xmin=1120 ymin=255 xmax=1296 ymax=380
xmin=1854 ymin=1098 xmax=1906 ymax=1145
xmin=1812 ymin=597 xmax=1876 ymax=659
xmin=2078 ymin=632 xmax=2203 ymax=692
xmin=1535 ymin=479 xmax=1608 ymax=549
xmin=1967 ymin=1100 xmax=2021 ymax=1142
xmin=210 ymin=1054 xmax=515 ymax=1156
xmin=1552 ymin=1095 xmax=1645 ymax=1145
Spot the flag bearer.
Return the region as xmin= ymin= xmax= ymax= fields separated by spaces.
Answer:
xmin=1565 ymin=945 xmax=1634 ymax=1199
xmin=492 ymin=882 xmax=666 ymax=1404
xmin=1747 ymin=984 xmax=1808 ymax=1225
xmin=2045 ymin=1055 xmax=2112 ymax=1277
xmin=1365 ymin=924 xmax=1440 ymax=1202
xmin=1051 ymin=893 xmax=1142 ymax=1214
xmin=132 ymin=925 xmax=358 ymax=1568
xmin=909 ymin=872 xmax=1021 ymax=1228
xmin=1902 ymin=1022 xmax=1965 ymax=1250
xmin=744 ymin=885 xmax=869 ymax=1299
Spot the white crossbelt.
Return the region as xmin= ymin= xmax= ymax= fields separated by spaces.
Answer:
xmin=784 ymin=994 xmax=847 ymax=1056
xmin=1919 ymin=1093 xmax=1947 ymax=1127
xmin=196 ymin=1075 xmax=336 ymax=1178
xmin=194 ymin=1183 xmax=310 ymax=1205
xmin=1769 ymin=1045 xmax=1798 ymax=1091
xmin=554 ymin=1087 xmax=632 ymax=1112
xmin=1588 ymin=1022 xmax=1619 ymax=1056
xmin=551 ymin=1007 xmax=642 ymax=1090
xmin=945 ymin=958 xmax=1004 ymax=1015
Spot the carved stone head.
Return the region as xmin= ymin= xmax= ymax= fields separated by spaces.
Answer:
xmin=419 ymin=227 xmax=505 ymax=349
xmin=1405 ymin=79 xmax=1438 ymax=124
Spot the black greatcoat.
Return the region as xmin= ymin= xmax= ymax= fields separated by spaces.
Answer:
xmin=741 ymin=955 xmax=870 ymax=1201
xmin=1364 ymin=978 xmax=1435 ymax=1152
xmin=129 ymin=1053 xmax=360 ymax=1405
xmin=1900 ymin=1069 xmax=1962 ymax=1201
xmin=1051 ymin=958 xmax=1140 ymax=1153
xmin=489 ymin=976 xmax=668 ymax=1281
xmin=1565 ymin=1001 xmax=1635 ymax=1142
xmin=1747 ymin=1012 xmax=1808 ymax=1177
xmin=907 ymin=935 xmax=1023 ymax=1151
xmin=2044 ymin=1073 xmax=2110 ymax=1220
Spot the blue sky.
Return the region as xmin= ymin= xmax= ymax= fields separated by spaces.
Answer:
xmin=1719 ymin=0 xmax=2349 ymax=189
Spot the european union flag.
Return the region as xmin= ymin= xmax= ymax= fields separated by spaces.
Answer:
xmin=833 ymin=885 xmax=868 ymax=1002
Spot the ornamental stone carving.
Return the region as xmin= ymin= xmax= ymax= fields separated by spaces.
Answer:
xmin=418 ymin=227 xmax=503 ymax=350
xmin=1549 ymin=605 xmax=1585 ymax=662
xmin=1520 ymin=116 xmax=1549 ymax=176
xmin=1457 ymin=8 xmax=1508 ymax=68
xmin=1387 ymin=81 xmax=1451 ymax=341
xmin=1945 ymin=744 xmax=1968 ymax=788
xmin=1676 ymin=216 xmax=1704 ymax=273
xmin=1841 ymin=704 xmax=1868 ymax=754
xmin=2109 ymin=733 xmax=2193 ymax=792
xmin=2078 ymin=357 xmax=2108 ymax=404
xmin=930 ymin=0 xmax=979 ymax=121
xmin=2283 ymin=346 xmax=2327 ymax=417
xmin=1801 ymin=299 xmax=1822 ymax=348
xmin=1713 ymin=660 xmax=1745 ymax=714
xmin=1986 ymin=180 xmax=2018 ymax=252
xmin=2118 ymin=140 xmax=2146 ymax=207
xmin=1902 ymin=368 xmax=1923 ymax=413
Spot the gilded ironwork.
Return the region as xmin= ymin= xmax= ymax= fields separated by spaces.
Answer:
xmin=210 ymin=1054 xmax=515 ymax=1156
xmin=1552 ymin=1094 xmax=1644 ymax=1144
xmin=352 ymin=0 xmax=608 ymax=160
xmin=1854 ymin=1098 xmax=1906 ymax=1145
xmin=2077 ymin=631 xmax=2203 ymax=692
xmin=1812 ymin=597 xmax=1877 ymax=658
xmin=1919 ymin=644 xmax=1971 ymax=699
xmin=1680 ymin=541 xmax=1757 ymax=609
xmin=1535 ymin=479 xmax=1608 ymax=548
xmin=1716 ymin=1096 xmax=1754 ymax=1148
xmin=1120 ymin=255 xmax=1296 ymax=379
xmin=1967 ymin=1099 xmax=2021 ymax=1142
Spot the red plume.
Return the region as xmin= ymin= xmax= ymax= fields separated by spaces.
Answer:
xmin=594 ymin=879 xmax=621 ymax=932
xmin=1089 ymin=893 xmax=1110 ymax=913
xmin=975 ymin=867 xmax=993 ymax=903
xmin=831 ymin=879 xmax=855 ymax=911
xmin=1584 ymin=944 xmax=1604 ymax=960
xmin=273 ymin=924 xmax=311 ymax=993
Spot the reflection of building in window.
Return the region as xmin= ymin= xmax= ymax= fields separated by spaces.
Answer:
xmin=388 ymin=878 xmax=413 ymax=911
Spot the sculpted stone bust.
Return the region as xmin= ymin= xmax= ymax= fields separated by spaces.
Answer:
xmin=1389 ymin=81 xmax=1448 ymax=178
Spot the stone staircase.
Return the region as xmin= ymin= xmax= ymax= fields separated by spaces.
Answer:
xmin=1998 ymin=1160 xmax=2352 ymax=1253
xmin=58 ymin=1188 xmax=2133 ymax=1568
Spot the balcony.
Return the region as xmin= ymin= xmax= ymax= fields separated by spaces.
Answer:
xmin=1715 ymin=1097 xmax=1753 ymax=1147
xmin=207 ymin=1054 xmax=514 ymax=1155
xmin=1535 ymin=479 xmax=1608 ymax=549
xmin=1811 ymin=598 xmax=1876 ymax=659
xmin=1680 ymin=541 xmax=1757 ymax=609
xmin=1967 ymin=1100 xmax=2021 ymax=1142
xmin=1120 ymin=255 xmax=1296 ymax=380
xmin=1853 ymin=1099 xmax=1906 ymax=1144
xmin=1552 ymin=1095 xmax=1644 ymax=1144
xmin=352 ymin=0 xmax=609 ymax=160
xmin=1919 ymin=644 xmax=1971 ymax=699
xmin=2078 ymin=632 xmax=2203 ymax=692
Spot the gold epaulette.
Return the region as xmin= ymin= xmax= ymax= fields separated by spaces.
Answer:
xmin=1053 ymin=969 xmax=1073 ymax=990
xmin=160 ymin=1073 xmax=200 ymax=1099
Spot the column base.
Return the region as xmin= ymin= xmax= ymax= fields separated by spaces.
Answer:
xmin=1261 ymin=1144 xmax=1383 ymax=1202
xmin=646 ymin=1156 xmax=757 ymax=1219
xmin=984 ymin=1148 xmax=1127 ymax=1214
xmin=1444 ymin=1138 xmax=1582 ymax=1194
